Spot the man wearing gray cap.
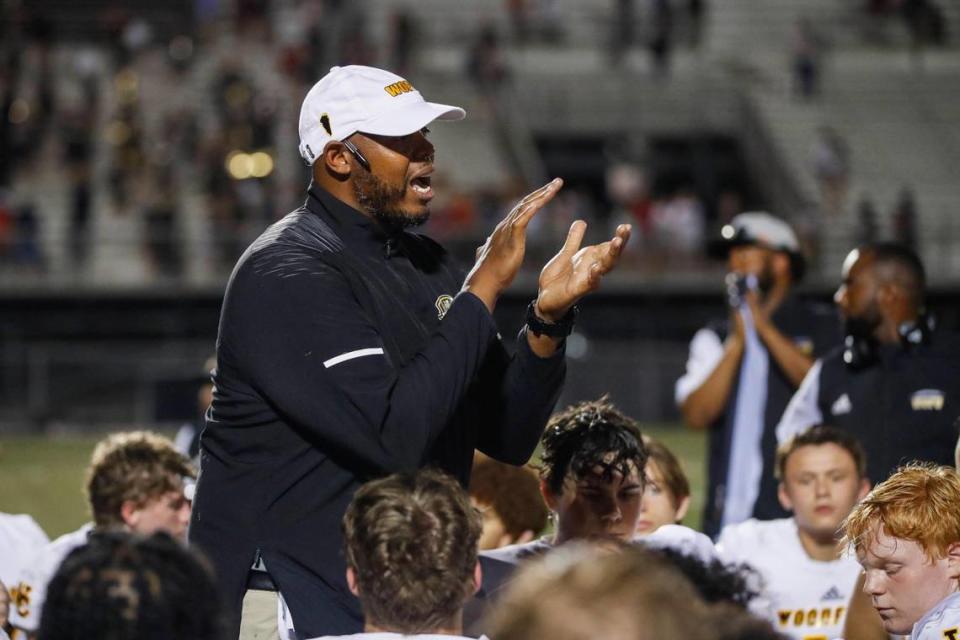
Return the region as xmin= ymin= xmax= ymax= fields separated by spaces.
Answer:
xmin=675 ymin=213 xmax=838 ymax=538
xmin=189 ymin=65 xmax=631 ymax=638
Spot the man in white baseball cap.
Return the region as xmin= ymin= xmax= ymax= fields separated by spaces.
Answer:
xmin=298 ymin=65 xmax=465 ymax=164
xmin=190 ymin=64 xmax=632 ymax=639
xmin=675 ymin=211 xmax=839 ymax=538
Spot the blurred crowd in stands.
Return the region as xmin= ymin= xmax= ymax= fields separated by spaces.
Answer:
xmin=0 ymin=0 xmax=950 ymax=285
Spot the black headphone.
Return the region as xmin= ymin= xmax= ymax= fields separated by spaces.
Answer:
xmin=842 ymin=312 xmax=935 ymax=370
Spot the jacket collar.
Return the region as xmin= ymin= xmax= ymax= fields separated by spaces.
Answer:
xmin=305 ymin=183 xmax=404 ymax=257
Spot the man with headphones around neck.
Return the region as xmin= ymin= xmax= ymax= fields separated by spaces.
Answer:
xmin=777 ymin=242 xmax=960 ymax=487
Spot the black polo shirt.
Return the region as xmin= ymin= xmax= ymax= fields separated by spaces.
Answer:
xmin=189 ymin=185 xmax=566 ymax=638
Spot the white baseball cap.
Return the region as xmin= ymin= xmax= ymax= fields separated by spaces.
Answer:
xmin=719 ymin=211 xmax=800 ymax=253
xmin=298 ymin=65 xmax=466 ymax=165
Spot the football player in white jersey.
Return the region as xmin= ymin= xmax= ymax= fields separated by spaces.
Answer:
xmin=0 ymin=513 xmax=48 ymax=633
xmin=8 ymin=431 xmax=194 ymax=639
xmin=717 ymin=425 xmax=870 ymax=640
xmin=843 ymin=463 xmax=960 ymax=640
xmin=636 ymin=436 xmax=691 ymax=536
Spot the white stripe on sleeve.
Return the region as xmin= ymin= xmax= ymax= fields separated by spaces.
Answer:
xmin=323 ymin=347 xmax=385 ymax=369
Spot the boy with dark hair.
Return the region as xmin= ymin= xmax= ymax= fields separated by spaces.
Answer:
xmin=37 ymin=532 xmax=224 ymax=640
xmin=535 ymin=395 xmax=649 ymax=546
xmin=8 ymin=431 xmax=194 ymax=638
xmin=843 ymin=463 xmax=960 ymax=639
xmin=483 ymin=396 xmax=718 ymax=566
xmin=717 ymin=425 xmax=870 ymax=640
xmin=307 ymin=469 xmax=483 ymax=639
xmin=469 ymin=454 xmax=548 ymax=550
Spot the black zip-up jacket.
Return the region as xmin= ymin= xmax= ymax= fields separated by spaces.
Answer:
xmin=189 ymin=185 xmax=566 ymax=638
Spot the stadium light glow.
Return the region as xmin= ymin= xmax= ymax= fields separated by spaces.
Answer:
xmin=226 ymin=151 xmax=274 ymax=180
xmin=249 ymin=152 xmax=274 ymax=178
xmin=226 ymin=151 xmax=253 ymax=180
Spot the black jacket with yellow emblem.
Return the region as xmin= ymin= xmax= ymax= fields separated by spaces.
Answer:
xmin=777 ymin=328 xmax=960 ymax=485
xmin=189 ymin=185 xmax=566 ymax=638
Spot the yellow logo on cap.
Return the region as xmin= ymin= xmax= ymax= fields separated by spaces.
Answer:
xmin=384 ymin=80 xmax=415 ymax=97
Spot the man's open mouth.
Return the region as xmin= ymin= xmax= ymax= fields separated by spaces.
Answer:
xmin=410 ymin=175 xmax=432 ymax=194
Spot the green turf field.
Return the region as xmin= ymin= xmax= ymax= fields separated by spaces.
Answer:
xmin=0 ymin=425 xmax=706 ymax=539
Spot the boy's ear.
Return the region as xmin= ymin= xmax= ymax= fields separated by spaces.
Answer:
xmin=675 ymin=495 xmax=691 ymax=523
xmin=777 ymin=482 xmax=795 ymax=513
xmin=346 ymin=566 xmax=360 ymax=597
xmin=120 ymin=500 xmax=140 ymax=528
xmin=540 ymin=479 xmax=558 ymax=511
xmin=945 ymin=541 xmax=960 ymax=580
xmin=472 ymin=561 xmax=482 ymax=595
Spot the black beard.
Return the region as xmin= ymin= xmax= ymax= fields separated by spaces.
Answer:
xmin=844 ymin=304 xmax=883 ymax=340
xmin=352 ymin=171 xmax=429 ymax=230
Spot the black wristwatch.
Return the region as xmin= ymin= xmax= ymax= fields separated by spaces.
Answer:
xmin=525 ymin=300 xmax=579 ymax=338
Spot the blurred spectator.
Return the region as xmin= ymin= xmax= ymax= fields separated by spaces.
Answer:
xmin=37 ymin=532 xmax=226 ymax=640
xmin=715 ymin=187 xmax=744 ymax=225
xmin=143 ymin=166 xmax=181 ymax=278
xmin=687 ymin=0 xmax=706 ymax=48
xmin=610 ymin=0 xmax=636 ymax=65
xmin=606 ymin=162 xmax=651 ymax=235
xmin=0 ymin=196 xmax=13 ymax=262
xmin=174 ymin=355 xmax=216 ymax=467
xmin=469 ymin=453 xmax=548 ymax=550
xmin=429 ymin=186 xmax=479 ymax=240
xmin=537 ymin=0 xmax=566 ymax=43
xmin=507 ymin=0 xmax=531 ymax=45
xmin=62 ymin=102 xmax=95 ymax=270
xmin=388 ymin=9 xmax=417 ymax=76
xmin=467 ymin=24 xmax=510 ymax=90
xmin=892 ymin=186 xmax=919 ymax=254
xmin=649 ymin=0 xmax=675 ymax=76
xmin=649 ymin=186 xmax=706 ymax=258
xmin=338 ymin=5 xmax=375 ymax=66
xmin=791 ymin=18 xmax=822 ymax=99
xmin=13 ymin=204 xmax=44 ymax=270
xmin=903 ymin=0 xmax=947 ymax=62
xmin=810 ymin=126 xmax=850 ymax=216
xmin=856 ymin=195 xmax=879 ymax=245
